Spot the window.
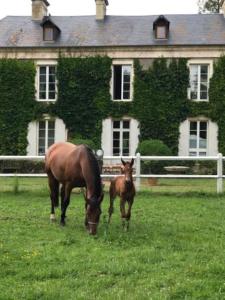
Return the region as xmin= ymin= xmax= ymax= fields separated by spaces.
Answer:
xmin=153 ymin=15 xmax=170 ymax=40
xmin=189 ymin=64 xmax=209 ymax=101
xmin=43 ymin=27 xmax=54 ymax=41
xmin=38 ymin=65 xmax=56 ymax=101
xmin=156 ymin=26 xmax=166 ymax=39
xmin=113 ymin=120 xmax=130 ymax=156
xmin=113 ymin=65 xmax=132 ymax=100
xmin=189 ymin=121 xmax=208 ymax=156
xmin=41 ymin=17 xmax=61 ymax=42
xmin=38 ymin=119 xmax=55 ymax=155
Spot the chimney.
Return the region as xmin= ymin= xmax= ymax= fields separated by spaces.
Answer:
xmin=32 ymin=0 xmax=49 ymax=21
xmin=95 ymin=0 xmax=109 ymax=21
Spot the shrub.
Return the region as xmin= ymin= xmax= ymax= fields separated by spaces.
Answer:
xmin=136 ymin=139 xmax=172 ymax=174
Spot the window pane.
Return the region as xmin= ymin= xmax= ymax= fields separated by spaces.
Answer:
xmin=189 ymin=151 xmax=197 ymax=156
xmin=201 ymin=65 xmax=208 ymax=75
xmin=40 ymin=75 xmax=46 ymax=83
xmin=200 ymin=122 xmax=207 ymax=130
xmin=113 ymin=149 xmax=120 ymax=156
xmin=190 ymin=122 xmax=197 ymax=131
xmin=48 ymin=92 xmax=55 ymax=99
xmin=113 ymin=140 xmax=119 ymax=148
xmin=44 ymin=27 xmax=54 ymax=41
xmin=123 ymin=148 xmax=129 ymax=156
xmin=49 ymin=75 xmax=55 ymax=84
xmin=190 ymin=65 xmax=198 ymax=100
xmin=40 ymin=83 xmax=46 ymax=90
xmin=113 ymin=65 xmax=122 ymax=100
xmin=190 ymin=139 xmax=197 ymax=148
xmin=123 ymin=120 xmax=130 ymax=129
xmin=113 ymin=132 xmax=120 ymax=140
xmin=199 ymin=139 xmax=207 ymax=149
xmin=123 ymin=92 xmax=130 ymax=99
xmin=40 ymin=67 xmax=46 ymax=75
xmin=49 ymin=83 xmax=55 ymax=92
xmin=39 ymin=92 xmax=46 ymax=99
xmin=122 ymin=66 xmax=131 ymax=100
xmin=200 ymin=92 xmax=207 ymax=100
xmin=156 ymin=26 xmax=166 ymax=39
xmin=189 ymin=120 xmax=208 ymax=156
xmin=123 ymin=132 xmax=129 ymax=139
xmin=199 ymin=152 xmax=206 ymax=156
xmin=113 ymin=121 xmax=120 ymax=129
xmin=49 ymin=66 xmax=56 ymax=74
xmin=123 ymin=83 xmax=130 ymax=91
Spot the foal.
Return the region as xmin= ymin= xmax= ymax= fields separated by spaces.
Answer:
xmin=108 ymin=158 xmax=135 ymax=229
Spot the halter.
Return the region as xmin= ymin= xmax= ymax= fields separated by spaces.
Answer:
xmin=88 ymin=221 xmax=98 ymax=225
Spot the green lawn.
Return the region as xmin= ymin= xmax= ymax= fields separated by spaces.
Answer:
xmin=0 ymin=179 xmax=225 ymax=299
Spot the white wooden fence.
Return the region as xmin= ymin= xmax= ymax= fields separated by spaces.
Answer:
xmin=0 ymin=153 xmax=224 ymax=193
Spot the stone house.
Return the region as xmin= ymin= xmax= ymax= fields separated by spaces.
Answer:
xmin=0 ymin=0 xmax=225 ymax=156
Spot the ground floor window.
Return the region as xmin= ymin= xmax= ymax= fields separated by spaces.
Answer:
xmin=27 ymin=117 xmax=67 ymax=156
xmin=189 ymin=121 xmax=208 ymax=156
xmin=113 ymin=120 xmax=130 ymax=156
xmin=101 ymin=118 xmax=140 ymax=157
xmin=38 ymin=119 xmax=55 ymax=155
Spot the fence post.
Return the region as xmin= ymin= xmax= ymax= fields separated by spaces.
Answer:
xmin=136 ymin=153 xmax=141 ymax=192
xmin=217 ymin=153 xmax=223 ymax=194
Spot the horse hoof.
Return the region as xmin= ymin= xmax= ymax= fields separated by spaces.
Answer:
xmin=50 ymin=214 xmax=56 ymax=222
xmin=60 ymin=221 xmax=65 ymax=226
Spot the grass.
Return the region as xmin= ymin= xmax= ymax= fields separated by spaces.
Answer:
xmin=0 ymin=178 xmax=225 ymax=299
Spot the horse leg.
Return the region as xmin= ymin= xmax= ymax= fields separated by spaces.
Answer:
xmin=47 ymin=172 xmax=59 ymax=222
xmin=108 ymin=195 xmax=115 ymax=224
xmin=108 ymin=183 xmax=116 ymax=223
xmin=60 ymin=184 xmax=65 ymax=211
xmin=125 ymin=198 xmax=134 ymax=231
xmin=83 ymin=190 xmax=89 ymax=230
xmin=60 ymin=183 xmax=72 ymax=226
xmin=120 ymin=197 xmax=127 ymax=228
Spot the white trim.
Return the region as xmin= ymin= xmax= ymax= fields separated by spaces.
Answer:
xmin=37 ymin=118 xmax=55 ymax=155
xmin=187 ymin=59 xmax=213 ymax=102
xmin=101 ymin=117 xmax=139 ymax=158
xmin=189 ymin=120 xmax=208 ymax=156
xmin=112 ymin=119 xmax=130 ymax=156
xmin=35 ymin=60 xmax=57 ymax=102
xmin=111 ymin=59 xmax=134 ymax=102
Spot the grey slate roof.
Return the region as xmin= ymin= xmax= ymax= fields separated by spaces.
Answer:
xmin=0 ymin=14 xmax=225 ymax=47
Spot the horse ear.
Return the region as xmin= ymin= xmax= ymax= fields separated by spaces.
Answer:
xmin=121 ymin=158 xmax=126 ymax=166
xmin=130 ymin=158 xmax=134 ymax=167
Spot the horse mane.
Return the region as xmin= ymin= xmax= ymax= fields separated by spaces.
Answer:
xmin=84 ymin=145 xmax=102 ymax=201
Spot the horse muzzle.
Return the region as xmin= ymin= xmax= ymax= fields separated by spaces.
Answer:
xmin=88 ymin=221 xmax=98 ymax=235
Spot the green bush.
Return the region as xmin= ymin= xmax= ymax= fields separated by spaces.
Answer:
xmin=136 ymin=139 xmax=172 ymax=174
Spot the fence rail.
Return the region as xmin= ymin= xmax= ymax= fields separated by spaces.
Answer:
xmin=0 ymin=153 xmax=224 ymax=193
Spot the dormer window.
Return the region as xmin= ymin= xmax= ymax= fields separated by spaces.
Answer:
xmin=44 ymin=27 xmax=54 ymax=41
xmin=153 ymin=15 xmax=170 ymax=40
xmin=41 ymin=16 xmax=61 ymax=42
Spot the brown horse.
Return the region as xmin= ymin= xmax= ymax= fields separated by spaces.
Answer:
xmin=45 ymin=142 xmax=104 ymax=235
xmin=108 ymin=158 xmax=135 ymax=229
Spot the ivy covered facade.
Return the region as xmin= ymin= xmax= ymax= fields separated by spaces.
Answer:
xmin=1 ymin=0 xmax=225 ymax=156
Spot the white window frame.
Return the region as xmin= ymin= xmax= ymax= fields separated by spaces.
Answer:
xmin=187 ymin=59 xmax=213 ymax=102
xmin=36 ymin=60 xmax=57 ymax=102
xmin=112 ymin=119 xmax=131 ymax=156
xmin=111 ymin=60 xmax=134 ymax=102
xmin=189 ymin=119 xmax=208 ymax=156
xmin=37 ymin=116 xmax=55 ymax=155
